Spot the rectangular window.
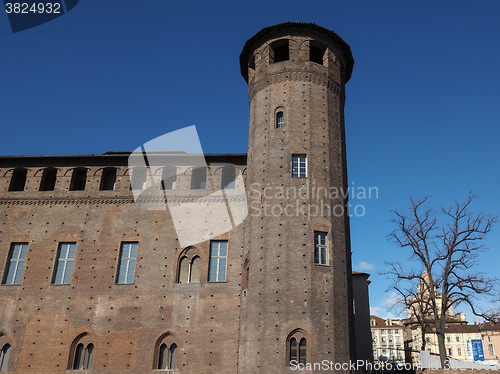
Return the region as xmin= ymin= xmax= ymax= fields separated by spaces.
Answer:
xmin=489 ymin=344 xmax=496 ymax=355
xmin=456 ymin=336 xmax=460 ymax=342
xmin=3 ymin=243 xmax=28 ymax=285
xmin=292 ymin=155 xmax=307 ymax=178
xmin=314 ymin=232 xmax=327 ymax=265
xmin=448 ymin=348 xmax=453 ymax=356
xmin=117 ymin=242 xmax=138 ymax=284
xmin=53 ymin=243 xmax=75 ymax=285
xmin=457 ymin=348 xmax=462 ymax=356
xmin=208 ymin=240 xmax=227 ymax=282
xmin=447 ymin=336 xmax=451 ymax=342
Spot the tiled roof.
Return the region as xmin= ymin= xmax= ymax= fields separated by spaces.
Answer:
xmin=370 ymin=315 xmax=403 ymax=328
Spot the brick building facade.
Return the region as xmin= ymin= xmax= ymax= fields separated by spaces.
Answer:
xmin=0 ymin=23 xmax=362 ymax=373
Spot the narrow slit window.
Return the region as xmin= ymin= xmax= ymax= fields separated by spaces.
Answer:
xmin=158 ymin=343 xmax=168 ymax=369
xmin=116 ymin=242 xmax=138 ymax=284
xmin=100 ymin=168 xmax=117 ymax=190
xmin=299 ymin=338 xmax=307 ymax=364
xmin=39 ymin=168 xmax=57 ymax=191
xmin=276 ymin=111 xmax=284 ymax=128
xmin=3 ymin=243 xmax=28 ymax=285
xmin=9 ymin=168 xmax=27 ymax=191
xmin=290 ymin=338 xmax=297 ymax=365
xmin=70 ymin=168 xmax=87 ymax=191
xmin=168 ymin=343 xmax=177 ymax=369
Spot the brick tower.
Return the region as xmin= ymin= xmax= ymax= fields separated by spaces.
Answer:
xmin=238 ymin=23 xmax=355 ymax=372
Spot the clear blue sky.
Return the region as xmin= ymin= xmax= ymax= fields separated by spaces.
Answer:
xmin=1 ymin=0 xmax=499 ymax=320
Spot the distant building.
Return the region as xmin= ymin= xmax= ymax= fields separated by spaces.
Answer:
xmin=370 ymin=315 xmax=404 ymax=362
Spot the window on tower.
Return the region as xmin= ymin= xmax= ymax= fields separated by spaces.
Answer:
xmin=270 ymin=40 xmax=289 ymax=63
xmin=287 ymin=330 xmax=309 ymax=367
xmin=314 ymin=232 xmax=328 ymax=265
xmin=292 ymin=155 xmax=307 ymax=178
xmin=276 ymin=111 xmax=284 ymax=129
xmin=309 ymin=41 xmax=327 ymax=65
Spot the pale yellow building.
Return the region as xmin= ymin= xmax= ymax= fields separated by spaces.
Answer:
xmin=370 ymin=315 xmax=404 ymax=362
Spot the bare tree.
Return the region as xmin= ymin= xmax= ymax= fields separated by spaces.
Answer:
xmin=386 ymin=193 xmax=499 ymax=367
xmin=384 ymin=271 xmax=434 ymax=354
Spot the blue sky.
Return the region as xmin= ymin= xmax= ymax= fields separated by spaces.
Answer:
xmin=1 ymin=0 xmax=499 ymax=321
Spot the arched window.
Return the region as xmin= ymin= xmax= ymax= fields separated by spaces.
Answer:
xmin=299 ymin=338 xmax=307 ymax=365
xmin=39 ymin=167 xmax=57 ymax=191
xmin=177 ymin=248 xmax=201 ymax=283
xmin=289 ymin=338 xmax=297 ymax=365
xmin=68 ymin=333 xmax=94 ymax=370
xmin=131 ymin=167 xmax=148 ymax=191
xmin=0 ymin=344 xmax=11 ymax=372
xmin=8 ymin=168 xmax=27 ymax=192
xmin=158 ymin=343 xmax=168 ymax=369
xmin=190 ymin=167 xmax=206 ymax=189
xmin=168 ymin=343 xmax=177 ymax=369
xmin=276 ymin=111 xmax=284 ymax=129
xmin=73 ymin=343 xmax=84 ymax=369
xmin=221 ymin=166 xmax=236 ymax=189
xmin=309 ymin=41 xmax=327 ymax=65
xmin=154 ymin=333 xmax=179 ymax=370
xmin=70 ymin=168 xmax=87 ymax=191
xmin=100 ymin=168 xmax=117 ymax=190
xmin=190 ymin=256 xmax=201 ymax=283
xmin=73 ymin=342 xmax=93 ymax=370
xmin=162 ymin=165 xmax=177 ymax=190
xmin=287 ymin=329 xmax=309 ymax=367
xmin=270 ymin=40 xmax=289 ymax=63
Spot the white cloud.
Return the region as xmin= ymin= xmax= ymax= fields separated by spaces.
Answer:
xmin=383 ymin=292 xmax=401 ymax=307
xmin=370 ymin=306 xmax=398 ymax=319
xmin=355 ymin=261 xmax=375 ymax=271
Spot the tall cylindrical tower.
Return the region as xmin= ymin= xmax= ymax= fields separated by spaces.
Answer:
xmin=238 ymin=23 xmax=355 ymax=373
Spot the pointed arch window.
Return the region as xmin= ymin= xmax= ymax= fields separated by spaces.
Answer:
xmin=155 ymin=334 xmax=179 ymax=370
xmin=157 ymin=342 xmax=177 ymax=370
xmin=177 ymin=248 xmax=201 ymax=283
xmin=287 ymin=330 xmax=309 ymax=367
xmin=0 ymin=344 xmax=11 ymax=372
xmin=73 ymin=342 xmax=93 ymax=370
